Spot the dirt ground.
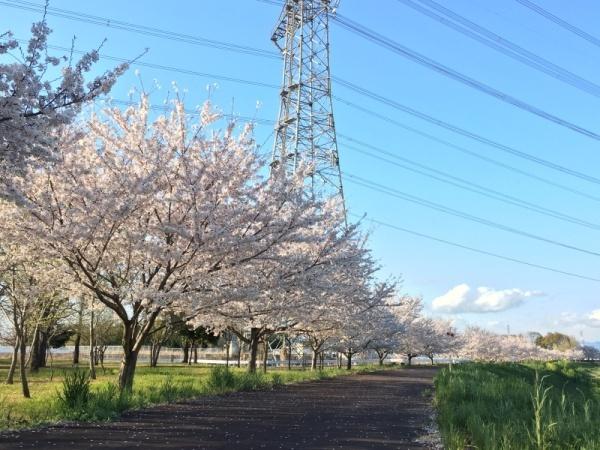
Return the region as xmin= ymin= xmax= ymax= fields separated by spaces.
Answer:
xmin=0 ymin=367 xmax=439 ymax=450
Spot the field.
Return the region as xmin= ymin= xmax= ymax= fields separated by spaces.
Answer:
xmin=0 ymin=359 xmax=390 ymax=431
xmin=435 ymin=361 xmax=600 ymax=450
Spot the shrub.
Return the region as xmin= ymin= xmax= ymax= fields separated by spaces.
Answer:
xmin=205 ymin=366 xmax=236 ymax=393
xmin=235 ymin=372 xmax=267 ymax=391
xmin=57 ymin=370 xmax=91 ymax=413
xmin=270 ymin=373 xmax=283 ymax=387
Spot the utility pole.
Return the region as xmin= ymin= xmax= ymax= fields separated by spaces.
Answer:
xmin=271 ymin=0 xmax=346 ymax=206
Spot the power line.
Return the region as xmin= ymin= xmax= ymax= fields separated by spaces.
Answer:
xmin=12 ymin=0 xmax=600 ymax=186
xmin=109 ymin=99 xmax=275 ymax=127
xmin=343 ymin=172 xmax=600 ymax=258
xmin=516 ymin=0 xmax=600 ymax=49
xmin=15 ymin=3 xmax=600 ymax=212
xmin=32 ymin=36 xmax=600 ymax=208
xmin=32 ymin=40 xmax=600 ymax=206
xmin=334 ymin=95 xmax=600 ymax=203
xmin=2 ymin=0 xmax=279 ymax=60
xmin=112 ymin=97 xmax=600 ymax=257
xmin=258 ymin=0 xmax=600 ymax=189
xmin=397 ymin=0 xmax=600 ymax=98
xmin=20 ymin=41 xmax=279 ymax=90
xmin=332 ymin=12 xmax=600 ymax=141
xmin=348 ymin=212 xmax=600 ymax=283
xmin=340 ymin=136 xmax=600 ymax=230
xmin=113 ymin=97 xmax=600 ymax=256
xmin=333 ymin=79 xmax=600 ymax=187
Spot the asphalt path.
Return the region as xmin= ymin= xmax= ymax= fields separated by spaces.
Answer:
xmin=0 ymin=367 xmax=439 ymax=449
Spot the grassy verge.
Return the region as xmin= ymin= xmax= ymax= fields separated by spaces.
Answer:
xmin=0 ymin=362 xmax=394 ymax=430
xmin=434 ymin=361 xmax=600 ymax=450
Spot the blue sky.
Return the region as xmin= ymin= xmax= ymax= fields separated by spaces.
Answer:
xmin=3 ymin=0 xmax=600 ymax=340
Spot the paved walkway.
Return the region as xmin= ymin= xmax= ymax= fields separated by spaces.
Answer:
xmin=0 ymin=368 xmax=439 ymax=449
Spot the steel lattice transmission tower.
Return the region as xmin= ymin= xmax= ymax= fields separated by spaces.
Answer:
xmin=271 ymin=0 xmax=346 ymax=206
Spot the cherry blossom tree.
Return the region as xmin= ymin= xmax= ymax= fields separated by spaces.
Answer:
xmin=365 ymin=304 xmax=404 ymax=366
xmin=419 ymin=319 xmax=459 ymax=365
xmin=0 ymin=11 xmax=127 ymax=177
xmin=0 ymin=242 xmax=67 ymax=397
xmin=206 ymin=204 xmax=387 ymax=373
xmin=2 ymin=96 xmax=312 ymax=389
xmin=460 ymin=327 xmax=583 ymax=362
xmin=393 ymin=296 xmax=428 ymax=365
xmin=330 ymin=279 xmax=397 ymax=369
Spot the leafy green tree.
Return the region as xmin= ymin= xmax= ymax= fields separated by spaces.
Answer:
xmin=535 ymin=332 xmax=578 ymax=351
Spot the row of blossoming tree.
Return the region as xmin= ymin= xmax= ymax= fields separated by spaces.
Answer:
xmin=0 ymin=16 xmax=586 ymax=401
xmin=0 ymin=17 xmax=409 ymax=396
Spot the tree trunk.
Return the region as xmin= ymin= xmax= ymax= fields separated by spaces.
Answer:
xmin=29 ymin=329 xmax=44 ymax=372
xmin=118 ymin=348 xmax=139 ymax=391
xmin=19 ymin=334 xmax=30 ymax=398
xmin=247 ymin=328 xmax=261 ymax=373
xmin=237 ymin=341 xmax=242 ymax=368
xmin=98 ymin=346 xmax=107 ymax=372
xmin=6 ymin=336 xmax=19 ymax=384
xmin=262 ymin=340 xmax=268 ymax=374
xmin=429 ymin=355 xmax=434 ymax=365
xmin=72 ymin=333 xmax=81 ymax=365
xmin=225 ymin=335 xmax=230 ymax=369
xmin=346 ymin=350 xmax=352 ymax=370
xmin=407 ymin=354 xmax=413 ymax=366
xmin=287 ymin=338 xmax=292 ymax=370
xmin=182 ymin=342 xmax=190 ymax=364
xmin=193 ymin=345 xmax=198 ymax=364
xmin=150 ymin=342 xmax=162 ymax=368
xmin=311 ymin=349 xmax=318 ymax=371
xmin=89 ymin=308 xmax=96 ymax=379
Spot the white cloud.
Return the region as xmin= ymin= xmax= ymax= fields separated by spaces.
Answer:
xmin=432 ymin=283 xmax=543 ymax=313
xmin=588 ymin=310 xmax=600 ymax=327
xmin=557 ymin=310 xmax=600 ymax=328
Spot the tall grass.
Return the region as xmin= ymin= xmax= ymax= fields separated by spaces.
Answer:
xmin=435 ymin=362 xmax=600 ymax=450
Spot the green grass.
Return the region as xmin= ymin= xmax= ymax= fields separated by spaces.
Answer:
xmin=435 ymin=361 xmax=600 ymax=450
xmin=0 ymin=361 xmax=393 ymax=430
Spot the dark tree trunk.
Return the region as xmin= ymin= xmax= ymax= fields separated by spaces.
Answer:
xmin=97 ymin=345 xmax=107 ymax=371
xmin=182 ymin=342 xmax=190 ymax=364
xmin=193 ymin=345 xmax=198 ymax=364
xmin=30 ymin=329 xmax=48 ymax=372
xmin=150 ymin=342 xmax=162 ymax=368
xmin=311 ymin=349 xmax=318 ymax=371
xmin=6 ymin=336 xmax=19 ymax=384
xmin=116 ymin=313 xmax=159 ymax=392
xmin=287 ymin=338 xmax=292 ymax=370
xmin=262 ymin=340 xmax=268 ymax=374
xmin=118 ymin=348 xmax=139 ymax=391
xmin=19 ymin=335 xmax=30 ymax=398
xmin=346 ymin=350 xmax=352 ymax=370
xmin=225 ymin=335 xmax=230 ymax=368
xmin=72 ymin=333 xmax=81 ymax=365
xmin=407 ymin=354 xmax=413 ymax=366
xmin=89 ymin=308 xmax=96 ymax=379
xmin=247 ymin=328 xmax=261 ymax=373
xmin=429 ymin=355 xmax=434 ymax=365
xmin=29 ymin=328 xmax=40 ymax=372
xmin=237 ymin=341 xmax=242 ymax=368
